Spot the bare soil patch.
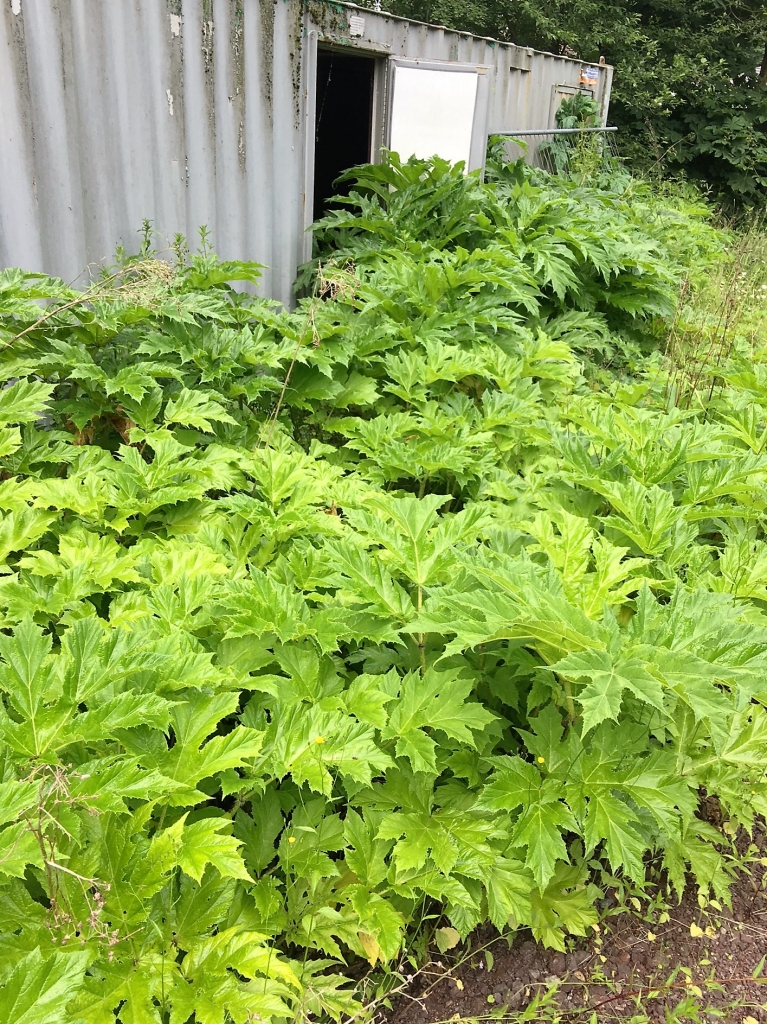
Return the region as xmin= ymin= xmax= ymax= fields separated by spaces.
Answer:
xmin=385 ymin=844 xmax=767 ymax=1022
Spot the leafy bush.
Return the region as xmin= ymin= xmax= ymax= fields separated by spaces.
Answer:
xmin=0 ymin=157 xmax=765 ymax=1022
xmin=536 ymin=93 xmax=615 ymax=179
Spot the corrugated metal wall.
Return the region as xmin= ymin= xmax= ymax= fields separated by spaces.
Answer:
xmin=0 ymin=0 xmax=613 ymax=305
xmin=315 ymin=8 xmax=612 ymax=140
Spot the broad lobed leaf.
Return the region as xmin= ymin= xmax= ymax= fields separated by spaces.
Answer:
xmin=0 ymin=153 xmax=763 ymax=1022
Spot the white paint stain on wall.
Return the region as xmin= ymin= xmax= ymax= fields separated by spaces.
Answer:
xmin=166 ymin=89 xmax=174 ymax=116
xmin=11 ymin=0 xmax=22 ymax=15
xmin=169 ymin=13 xmax=180 ymax=36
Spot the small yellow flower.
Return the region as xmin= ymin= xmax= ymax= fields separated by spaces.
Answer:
xmin=315 ymin=736 xmax=326 ymax=745
xmin=537 ymin=756 xmax=545 ymax=764
xmin=288 ymin=836 xmax=296 ymax=844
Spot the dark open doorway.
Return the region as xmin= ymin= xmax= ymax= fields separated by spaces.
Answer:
xmin=313 ymin=49 xmax=376 ymax=221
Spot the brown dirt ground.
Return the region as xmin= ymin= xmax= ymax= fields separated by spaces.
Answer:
xmin=384 ymin=835 xmax=767 ymax=1022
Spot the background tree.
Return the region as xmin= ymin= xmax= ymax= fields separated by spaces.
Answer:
xmin=364 ymin=0 xmax=767 ymax=208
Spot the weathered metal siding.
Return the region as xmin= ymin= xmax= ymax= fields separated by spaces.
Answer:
xmin=0 ymin=0 xmax=308 ymax=302
xmin=0 ymin=0 xmax=613 ymax=306
xmin=312 ymin=6 xmax=613 ymax=138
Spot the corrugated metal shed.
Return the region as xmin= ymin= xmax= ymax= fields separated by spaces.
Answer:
xmin=0 ymin=0 xmax=613 ymax=305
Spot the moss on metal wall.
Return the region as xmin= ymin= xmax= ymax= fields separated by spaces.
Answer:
xmin=201 ymin=0 xmax=217 ymax=153
xmin=229 ymin=0 xmax=246 ymax=167
xmin=289 ymin=0 xmax=304 ymax=128
xmin=258 ymin=0 xmax=275 ymax=128
xmin=305 ymin=0 xmax=349 ymax=38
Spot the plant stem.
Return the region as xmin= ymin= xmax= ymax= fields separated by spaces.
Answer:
xmin=562 ymin=675 xmax=576 ymax=724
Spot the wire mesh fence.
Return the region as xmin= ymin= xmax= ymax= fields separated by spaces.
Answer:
xmin=490 ymin=127 xmax=620 ymax=178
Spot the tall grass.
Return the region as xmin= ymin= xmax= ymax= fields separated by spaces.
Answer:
xmin=662 ymin=218 xmax=767 ymax=410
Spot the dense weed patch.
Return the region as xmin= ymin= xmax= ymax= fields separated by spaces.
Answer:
xmin=0 ymin=156 xmax=765 ymax=1022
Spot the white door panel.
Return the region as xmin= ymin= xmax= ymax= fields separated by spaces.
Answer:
xmin=387 ymin=59 xmax=490 ymax=172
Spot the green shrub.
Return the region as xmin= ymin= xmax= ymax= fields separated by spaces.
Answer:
xmin=0 ymin=159 xmax=764 ymax=1022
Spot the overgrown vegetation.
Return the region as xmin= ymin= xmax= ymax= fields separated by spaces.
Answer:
xmin=357 ymin=0 xmax=767 ymax=209
xmin=0 ymin=155 xmax=766 ymax=1023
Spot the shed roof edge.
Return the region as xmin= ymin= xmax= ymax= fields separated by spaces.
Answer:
xmin=310 ymin=0 xmax=613 ymax=70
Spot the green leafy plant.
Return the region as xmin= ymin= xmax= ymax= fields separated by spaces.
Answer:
xmin=536 ymin=92 xmax=618 ymax=181
xmin=0 ymin=157 xmax=765 ymax=1023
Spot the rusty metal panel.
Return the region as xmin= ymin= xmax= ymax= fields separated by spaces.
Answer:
xmin=0 ymin=0 xmax=613 ymax=306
